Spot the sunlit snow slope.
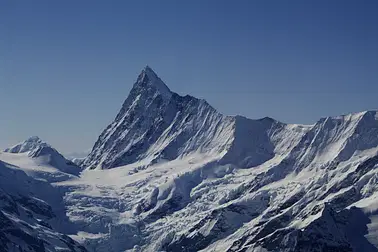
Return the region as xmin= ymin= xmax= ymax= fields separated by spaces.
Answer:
xmin=2 ymin=66 xmax=378 ymax=252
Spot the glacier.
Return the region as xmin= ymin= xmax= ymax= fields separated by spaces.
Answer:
xmin=1 ymin=66 xmax=378 ymax=252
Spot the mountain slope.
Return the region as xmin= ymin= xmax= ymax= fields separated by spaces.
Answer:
xmin=0 ymin=160 xmax=87 ymax=252
xmin=60 ymin=109 xmax=378 ymax=252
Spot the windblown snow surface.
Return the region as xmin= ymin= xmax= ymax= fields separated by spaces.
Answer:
xmin=1 ymin=66 xmax=378 ymax=252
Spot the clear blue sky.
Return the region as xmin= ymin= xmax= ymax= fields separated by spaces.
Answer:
xmin=1 ymin=0 xmax=377 ymax=155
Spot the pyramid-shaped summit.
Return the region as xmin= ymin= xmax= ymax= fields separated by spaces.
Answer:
xmin=83 ymin=66 xmax=300 ymax=170
xmin=83 ymin=66 xmax=230 ymax=170
xmin=133 ymin=65 xmax=172 ymax=100
xmin=83 ymin=66 xmax=222 ymax=169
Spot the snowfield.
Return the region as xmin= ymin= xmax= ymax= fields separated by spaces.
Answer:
xmin=1 ymin=66 xmax=378 ymax=252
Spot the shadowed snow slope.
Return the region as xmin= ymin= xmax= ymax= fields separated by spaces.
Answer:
xmin=2 ymin=66 xmax=378 ymax=252
xmin=0 ymin=160 xmax=87 ymax=252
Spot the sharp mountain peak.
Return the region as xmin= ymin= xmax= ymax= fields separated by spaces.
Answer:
xmin=134 ymin=65 xmax=172 ymax=99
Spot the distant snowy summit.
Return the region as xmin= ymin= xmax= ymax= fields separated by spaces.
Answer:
xmin=4 ymin=135 xmax=47 ymax=154
xmin=4 ymin=136 xmax=81 ymax=176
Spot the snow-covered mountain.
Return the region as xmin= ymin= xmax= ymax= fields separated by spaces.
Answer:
xmin=5 ymin=135 xmax=46 ymax=153
xmin=4 ymin=136 xmax=82 ymax=178
xmin=83 ymin=66 xmax=306 ymax=171
xmin=1 ymin=66 xmax=378 ymax=252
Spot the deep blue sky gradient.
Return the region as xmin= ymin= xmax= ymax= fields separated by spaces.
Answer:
xmin=1 ymin=0 xmax=377 ymax=154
